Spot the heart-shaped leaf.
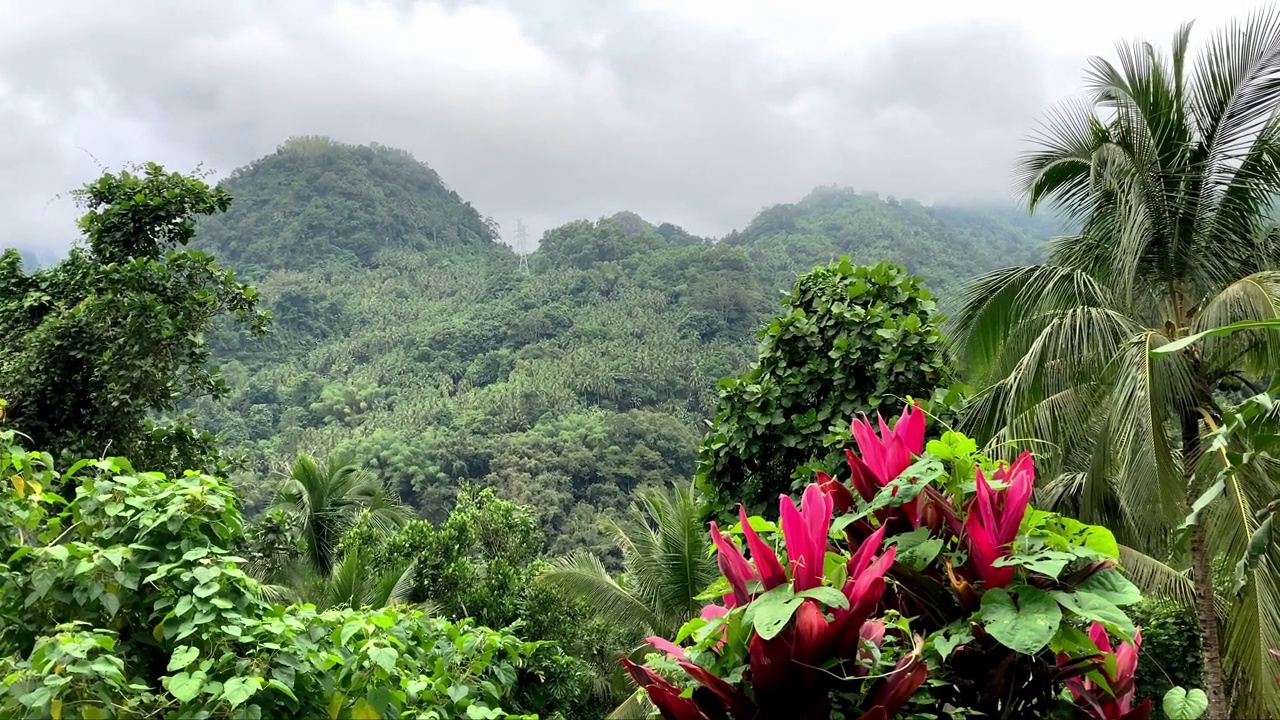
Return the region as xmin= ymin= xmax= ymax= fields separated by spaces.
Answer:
xmin=1162 ymin=687 xmax=1209 ymax=720
xmin=980 ymin=585 xmax=1061 ymax=655
xmin=167 ymin=645 xmax=198 ymax=672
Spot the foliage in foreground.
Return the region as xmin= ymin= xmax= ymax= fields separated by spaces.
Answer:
xmin=0 ymin=164 xmax=269 ymax=477
xmin=0 ymin=434 xmax=589 ymax=719
xmin=634 ymin=404 xmax=1155 ymax=719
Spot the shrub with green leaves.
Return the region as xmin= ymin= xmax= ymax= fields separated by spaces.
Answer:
xmin=637 ymin=404 xmax=1150 ymax=719
xmin=0 ymin=433 xmax=588 ymax=719
xmin=695 ymin=258 xmax=953 ymax=519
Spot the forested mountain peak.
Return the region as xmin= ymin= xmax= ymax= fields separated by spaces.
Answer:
xmin=194 ymin=136 xmax=505 ymax=273
xmin=726 ymin=184 xmax=1063 ymax=294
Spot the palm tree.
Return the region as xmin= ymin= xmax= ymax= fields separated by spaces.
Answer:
xmin=291 ymin=548 xmax=420 ymax=611
xmin=950 ymin=12 xmax=1280 ymax=717
xmin=541 ymin=483 xmax=718 ymax=717
xmin=272 ymin=451 xmax=414 ymax=576
xmin=542 ymin=483 xmax=717 ymax=639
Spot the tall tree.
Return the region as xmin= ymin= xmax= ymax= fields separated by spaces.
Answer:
xmin=950 ymin=12 xmax=1280 ymax=717
xmin=696 ymin=258 xmax=952 ymax=519
xmin=0 ymin=163 xmax=268 ymax=475
xmin=272 ymin=451 xmax=411 ymax=576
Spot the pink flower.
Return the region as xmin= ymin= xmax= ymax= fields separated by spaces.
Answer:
xmin=1063 ymin=623 xmax=1147 ymax=720
xmin=850 ymin=403 xmax=925 ymax=485
xmin=739 ymin=505 xmax=787 ymax=591
xmin=963 ymin=452 xmax=1035 ymax=588
xmin=832 ymin=525 xmax=897 ymax=656
xmin=779 ymin=484 xmax=833 ymax=592
xmin=710 ymin=521 xmax=757 ymax=606
xmin=646 ymin=636 xmax=690 ymax=663
xmin=632 ymin=483 xmax=920 ymax=720
xmin=817 ymin=470 xmax=856 ymax=513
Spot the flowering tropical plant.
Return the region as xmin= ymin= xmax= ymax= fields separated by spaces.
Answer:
xmin=1062 ymin=622 xmax=1150 ymax=720
xmin=622 ymin=484 xmax=923 ymax=720
xmin=629 ymin=402 xmax=1152 ymax=719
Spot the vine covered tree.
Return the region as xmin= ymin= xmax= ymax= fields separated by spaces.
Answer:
xmin=696 ymin=258 xmax=952 ymax=518
xmin=951 ymin=13 xmax=1280 ymax=716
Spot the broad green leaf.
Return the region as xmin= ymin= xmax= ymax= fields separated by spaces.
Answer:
xmin=193 ymin=581 xmax=219 ymax=598
xmin=167 ymin=671 xmax=204 ymax=703
xmin=796 ymin=586 xmax=849 ymax=610
xmin=1162 ymin=687 xmax=1209 ymax=720
xmin=102 ymin=591 xmax=120 ymax=618
xmin=18 ymin=686 xmax=51 ymax=708
xmin=1050 ymin=623 xmax=1097 ymax=655
xmin=352 ymin=698 xmax=379 ymax=720
xmin=466 ymin=705 xmax=505 ymax=719
xmin=339 ymin=618 xmax=363 ymax=647
xmin=980 ymin=585 xmax=1062 ymax=655
xmin=933 ymin=624 xmax=974 ymax=659
xmin=266 ymin=678 xmax=298 ymax=701
xmin=674 ymin=617 xmax=708 ymax=644
xmin=745 ymin=586 xmax=804 ymax=641
xmin=889 ymin=527 xmax=944 ymax=570
xmin=367 ymin=646 xmax=399 ymax=673
xmin=1053 ymin=590 xmax=1136 ymax=640
xmin=167 ymin=645 xmax=198 ymax=671
xmin=191 ymin=566 xmax=220 ymax=584
xmin=221 ymin=676 xmax=261 ymax=709
xmin=1075 ymin=570 xmax=1142 ymax=606
xmin=993 ymin=549 xmax=1076 ymax=579
xmin=728 ymin=516 xmax=778 ymax=535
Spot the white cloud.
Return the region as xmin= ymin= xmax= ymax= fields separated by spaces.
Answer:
xmin=0 ymin=0 xmax=1269 ymax=254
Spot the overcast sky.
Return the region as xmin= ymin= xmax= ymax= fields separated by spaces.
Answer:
xmin=0 ymin=0 xmax=1267 ymax=256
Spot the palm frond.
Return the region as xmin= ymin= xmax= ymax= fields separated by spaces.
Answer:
xmin=1117 ymin=544 xmax=1194 ymax=607
xmin=271 ymin=450 xmax=411 ymax=576
xmin=1198 ymin=271 xmax=1280 ymax=379
xmin=1095 ymin=333 xmax=1195 ymax=550
xmin=542 ymin=550 xmax=660 ymax=633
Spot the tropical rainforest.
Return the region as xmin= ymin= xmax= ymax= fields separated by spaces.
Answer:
xmin=4 ymin=10 xmax=1280 ymax=720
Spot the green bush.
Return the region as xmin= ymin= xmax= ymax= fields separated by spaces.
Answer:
xmin=696 ymin=258 xmax=952 ymax=518
xmin=0 ymin=434 xmax=587 ymax=719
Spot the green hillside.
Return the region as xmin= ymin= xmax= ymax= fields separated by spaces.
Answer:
xmin=726 ymin=186 xmax=1065 ymax=295
xmin=190 ymin=137 xmax=1058 ymax=557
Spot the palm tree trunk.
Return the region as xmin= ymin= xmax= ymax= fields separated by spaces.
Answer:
xmin=1184 ymin=412 xmax=1230 ymax=719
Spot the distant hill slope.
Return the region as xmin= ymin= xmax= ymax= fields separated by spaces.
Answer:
xmin=727 ymin=186 xmax=1064 ymax=296
xmin=194 ymin=136 xmax=506 ymax=273
xmin=187 ymin=138 xmax=1058 ymax=558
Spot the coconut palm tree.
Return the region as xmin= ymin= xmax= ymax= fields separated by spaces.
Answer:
xmin=272 ymin=451 xmax=414 ymax=576
xmin=542 ymin=482 xmax=716 ymax=639
xmin=541 ymin=483 xmax=718 ymax=718
xmin=950 ymin=11 xmax=1280 ymax=717
xmin=291 ymin=548 xmax=419 ymax=611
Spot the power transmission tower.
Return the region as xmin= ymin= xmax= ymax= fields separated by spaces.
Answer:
xmin=515 ymin=219 xmax=531 ymax=275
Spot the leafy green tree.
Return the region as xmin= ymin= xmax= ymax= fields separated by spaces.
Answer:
xmin=353 ymin=487 xmax=628 ymax=717
xmin=272 ymin=451 xmax=412 ymax=576
xmin=696 ymin=258 xmax=952 ymax=517
xmin=0 ymin=163 xmax=268 ymax=475
xmin=950 ymin=13 xmax=1280 ymax=716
